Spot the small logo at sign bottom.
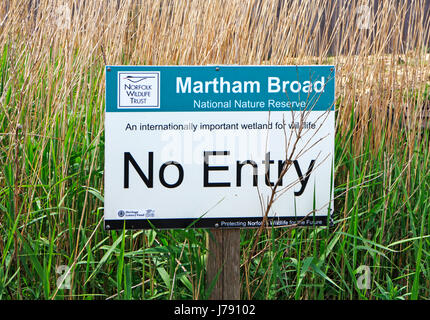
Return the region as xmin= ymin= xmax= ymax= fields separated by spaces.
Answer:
xmin=145 ymin=209 xmax=155 ymax=217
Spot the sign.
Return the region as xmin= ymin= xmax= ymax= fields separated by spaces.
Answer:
xmin=104 ymin=66 xmax=335 ymax=229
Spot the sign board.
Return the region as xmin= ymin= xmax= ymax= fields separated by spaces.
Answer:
xmin=104 ymin=66 xmax=335 ymax=229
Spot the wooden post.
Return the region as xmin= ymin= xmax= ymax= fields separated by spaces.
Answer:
xmin=206 ymin=229 xmax=240 ymax=300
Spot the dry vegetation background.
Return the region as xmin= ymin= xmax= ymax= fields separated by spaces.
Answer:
xmin=2 ymin=0 xmax=429 ymax=151
xmin=0 ymin=0 xmax=429 ymax=300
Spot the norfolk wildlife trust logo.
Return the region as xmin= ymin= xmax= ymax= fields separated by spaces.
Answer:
xmin=118 ymin=71 xmax=160 ymax=109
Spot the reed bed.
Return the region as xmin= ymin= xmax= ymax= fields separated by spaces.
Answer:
xmin=0 ymin=0 xmax=429 ymax=299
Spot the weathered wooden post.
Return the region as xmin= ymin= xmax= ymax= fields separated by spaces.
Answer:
xmin=207 ymin=229 xmax=240 ymax=300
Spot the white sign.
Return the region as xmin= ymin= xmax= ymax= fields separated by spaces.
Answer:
xmin=105 ymin=66 xmax=335 ymax=229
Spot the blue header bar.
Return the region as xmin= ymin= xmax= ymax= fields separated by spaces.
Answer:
xmin=106 ymin=65 xmax=335 ymax=112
